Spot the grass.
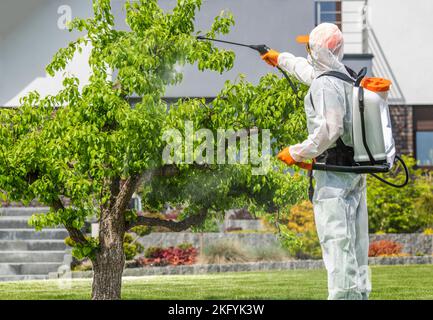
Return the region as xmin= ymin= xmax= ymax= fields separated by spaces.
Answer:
xmin=0 ymin=265 xmax=433 ymax=300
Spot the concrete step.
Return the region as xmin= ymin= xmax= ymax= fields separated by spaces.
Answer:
xmin=0 ymin=207 xmax=50 ymax=217
xmin=0 ymin=251 xmax=66 ymax=263
xmin=0 ymin=229 xmax=68 ymax=240
xmin=0 ymin=217 xmax=31 ymax=229
xmin=0 ymin=274 xmax=48 ymax=282
xmin=0 ymin=240 xmax=67 ymax=251
xmin=0 ymin=217 xmax=64 ymax=229
xmin=0 ymin=262 xmax=63 ymax=275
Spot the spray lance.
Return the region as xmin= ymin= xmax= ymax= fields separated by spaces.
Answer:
xmin=197 ymin=36 xmax=299 ymax=95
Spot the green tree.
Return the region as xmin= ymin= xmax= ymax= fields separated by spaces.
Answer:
xmin=0 ymin=0 xmax=308 ymax=299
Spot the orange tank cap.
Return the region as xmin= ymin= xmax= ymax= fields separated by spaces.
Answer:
xmin=361 ymin=77 xmax=392 ymax=92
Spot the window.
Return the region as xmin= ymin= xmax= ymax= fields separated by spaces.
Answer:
xmin=315 ymin=0 xmax=342 ymax=29
xmin=416 ymin=132 xmax=433 ymax=166
xmin=414 ymin=106 xmax=433 ymax=168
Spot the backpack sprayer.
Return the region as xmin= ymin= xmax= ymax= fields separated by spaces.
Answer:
xmin=197 ymin=36 xmax=409 ymax=188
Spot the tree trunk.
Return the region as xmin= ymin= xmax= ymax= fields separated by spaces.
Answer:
xmin=91 ymin=208 xmax=126 ymax=300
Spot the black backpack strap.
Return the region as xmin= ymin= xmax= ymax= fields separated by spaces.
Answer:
xmin=336 ymin=137 xmax=347 ymax=148
xmin=317 ymin=70 xmax=355 ymax=84
xmin=345 ymin=65 xmax=358 ymax=79
xmin=309 ymin=69 xmax=355 ymax=165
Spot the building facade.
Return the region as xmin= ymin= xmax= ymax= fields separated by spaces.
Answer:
xmin=1 ymin=0 xmax=432 ymax=167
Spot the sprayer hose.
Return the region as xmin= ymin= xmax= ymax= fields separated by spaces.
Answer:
xmin=369 ymin=155 xmax=409 ymax=188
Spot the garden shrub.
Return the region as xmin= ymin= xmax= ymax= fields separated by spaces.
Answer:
xmin=423 ymin=228 xmax=433 ymax=235
xmin=200 ymin=240 xmax=291 ymax=264
xmin=200 ymin=240 xmax=251 ymax=264
xmin=137 ymin=245 xmax=198 ymax=266
xmin=281 ymin=201 xmax=322 ymax=259
xmin=130 ymin=225 xmax=152 ymax=237
xmin=367 ymin=156 xmax=433 ymax=233
xmin=368 ymin=240 xmax=404 ymax=257
xmin=123 ymin=233 xmax=144 ymax=261
xmin=247 ymin=245 xmax=290 ymax=262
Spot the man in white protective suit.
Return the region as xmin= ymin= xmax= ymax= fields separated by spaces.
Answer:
xmin=261 ymin=23 xmax=371 ymax=300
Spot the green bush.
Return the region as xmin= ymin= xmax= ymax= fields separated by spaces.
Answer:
xmin=123 ymin=233 xmax=144 ymax=261
xmin=274 ymin=201 xmax=322 ymax=259
xmin=367 ymin=155 xmax=433 ymax=233
xmin=130 ymin=225 xmax=152 ymax=237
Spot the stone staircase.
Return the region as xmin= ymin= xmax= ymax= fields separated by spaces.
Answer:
xmin=0 ymin=207 xmax=70 ymax=282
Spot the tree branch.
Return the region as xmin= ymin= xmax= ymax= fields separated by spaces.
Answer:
xmin=65 ymin=225 xmax=89 ymax=246
xmin=51 ymin=197 xmax=89 ymax=246
xmin=126 ymin=208 xmax=208 ymax=232
xmin=109 ymin=177 xmax=121 ymax=210
xmin=112 ymin=174 xmax=143 ymax=216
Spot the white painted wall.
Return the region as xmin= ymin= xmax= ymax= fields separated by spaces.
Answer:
xmin=367 ymin=0 xmax=433 ymax=105
xmin=342 ymin=0 xmax=366 ymax=54
xmin=0 ymin=0 xmax=92 ymax=107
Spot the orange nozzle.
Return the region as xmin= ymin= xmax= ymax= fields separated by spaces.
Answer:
xmin=361 ymin=77 xmax=392 ymax=92
xmin=296 ymin=35 xmax=310 ymax=44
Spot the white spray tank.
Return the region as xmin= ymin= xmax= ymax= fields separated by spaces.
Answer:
xmin=352 ymin=77 xmax=396 ymax=169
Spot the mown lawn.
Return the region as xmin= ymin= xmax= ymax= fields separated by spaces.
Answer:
xmin=0 ymin=265 xmax=432 ymax=300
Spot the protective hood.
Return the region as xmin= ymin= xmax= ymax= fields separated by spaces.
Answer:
xmin=308 ymin=23 xmax=346 ymax=74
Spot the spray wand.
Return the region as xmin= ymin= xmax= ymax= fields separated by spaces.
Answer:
xmin=196 ymin=36 xmax=298 ymax=94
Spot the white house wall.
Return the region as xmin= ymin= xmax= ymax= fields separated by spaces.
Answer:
xmin=0 ymin=0 xmax=92 ymax=107
xmin=342 ymin=0 xmax=366 ymax=54
xmin=367 ymin=0 xmax=433 ymax=105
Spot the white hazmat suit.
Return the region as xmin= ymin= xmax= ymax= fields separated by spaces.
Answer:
xmin=278 ymin=23 xmax=371 ymax=300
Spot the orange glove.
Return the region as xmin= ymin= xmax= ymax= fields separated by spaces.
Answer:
xmin=261 ymin=49 xmax=280 ymax=67
xmin=277 ymin=147 xmax=313 ymax=171
xmin=277 ymin=147 xmax=296 ymax=166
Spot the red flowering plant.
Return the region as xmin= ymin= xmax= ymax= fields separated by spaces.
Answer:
xmin=368 ymin=240 xmax=404 ymax=257
xmin=137 ymin=244 xmax=198 ymax=266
